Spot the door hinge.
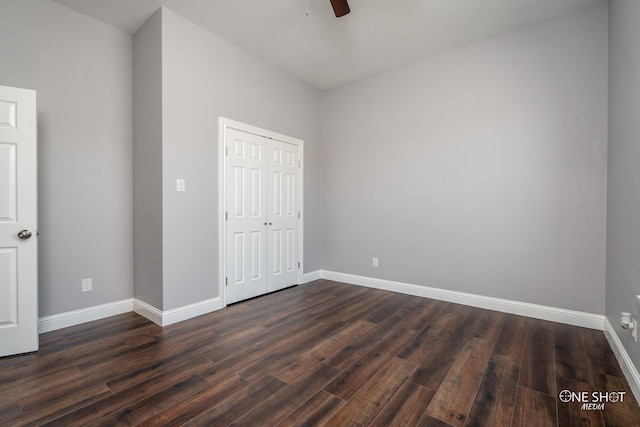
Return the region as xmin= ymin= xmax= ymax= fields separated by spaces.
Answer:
xmin=225 ymin=212 xmax=228 ymax=221
xmin=225 ymin=277 xmax=228 ymax=286
xmin=225 ymin=146 xmax=229 ymax=156
xmin=298 ymin=212 xmax=300 ymax=219
xmin=298 ymin=262 xmax=300 ymax=269
xmin=298 ymin=161 xmax=301 ymax=168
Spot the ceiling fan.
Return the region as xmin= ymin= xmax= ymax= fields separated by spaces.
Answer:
xmin=329 ymin=0 xmax=350 ymax=17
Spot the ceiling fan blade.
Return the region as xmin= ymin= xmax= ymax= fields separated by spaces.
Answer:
xmin=329 ymin=0 xmax=350 ymax=17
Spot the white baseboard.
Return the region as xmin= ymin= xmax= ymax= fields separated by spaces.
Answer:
xmin=38 ymin=299 xmax=134 ymax=334
xmin=603 ymin=317 xmax=640 ymax=404
xmin=301 ymin=270 xmax=323 ymax=284
xmin=318 ymin=270 xmax=604 ymax=330
xmin=38 ymin=295 xmax=225 ymax=333
xmin=132 ymin=299 xmax=163 ymax=326
xmin=37 ymin=272 xmax=602 ymax=332
xmin=133 ymin=297 xmax=224 ymax=327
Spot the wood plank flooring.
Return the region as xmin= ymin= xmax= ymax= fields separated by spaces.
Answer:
xmin=1 ymin=280 xmax=639 ymax=426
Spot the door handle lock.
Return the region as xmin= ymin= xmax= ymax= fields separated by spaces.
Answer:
xmin=17 ymin=230 xmax=32 ymax=240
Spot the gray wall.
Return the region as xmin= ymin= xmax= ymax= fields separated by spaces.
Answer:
xmin=607 ymin=0 xmax=640 ymax=370
xmin=0 ymin=0 xmax=616 ymax=325
xmin=133 ymin=9 xmax=163 ymax=309
xmin=0 ymin=0 xmax=133 ymax=316
xmin=134 ymin=9 xmax=322 ymax=310
xmin=320 ymin=2 xmax=608 ymax=314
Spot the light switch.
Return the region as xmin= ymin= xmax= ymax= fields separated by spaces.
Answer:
xmin=176 ymin=179 xmax=186 ymax=192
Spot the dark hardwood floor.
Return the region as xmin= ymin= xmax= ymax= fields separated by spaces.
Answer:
xmin=1 ymin=280 xmax=639 ymax=426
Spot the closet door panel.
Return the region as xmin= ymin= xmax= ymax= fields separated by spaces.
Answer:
xmin=267 ymin=139 xmax=299 ymax=292
xmin=225 ymin=129 xmax=268 ymax=304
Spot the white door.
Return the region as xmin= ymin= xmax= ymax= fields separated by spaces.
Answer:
xmin=225 ymin=129 xmax=268 ymax=304
xmin=267 ymin=140 xmax=299 ymax=292
xmin=0 ymin=85 xmax=38 ymax=357
xmin=223 ymin=123 xmax=301 ymax=305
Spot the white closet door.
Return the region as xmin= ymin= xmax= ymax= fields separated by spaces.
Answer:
xmin=267 ymin=140 xmax=299 ymax=292
xmin=223 ymin=124 xmax=301 ymax=305
xmin=225 ymin=129 xmax=268 ymax=304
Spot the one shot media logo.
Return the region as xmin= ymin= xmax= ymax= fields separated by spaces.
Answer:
xmin=559 ymin=389 xmax=627 ymax=410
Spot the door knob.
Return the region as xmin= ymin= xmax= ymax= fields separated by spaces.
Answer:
xmin=17 ymin=230 xmax=32 ymax=240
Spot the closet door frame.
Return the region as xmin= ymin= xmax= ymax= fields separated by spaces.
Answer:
xmin=218 ymin=117 xmax=304 ymax=307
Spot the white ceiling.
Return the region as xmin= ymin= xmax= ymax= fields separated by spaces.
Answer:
xmin=52 ymin=0 xmax=602 ymax=89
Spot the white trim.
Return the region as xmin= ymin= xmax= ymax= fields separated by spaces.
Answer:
xmin=37 ymin=296 xmax=225 ymax=334
xmin=132 ymin=299 xmax=163 ymax=326
xmin=298 ymin=142 xmax=305 ymax=287
xmin=218 ymin=118 xmax=226 ymax=308
xmin=218 ymin=117 xmax=305 ymax=307
xmin=162 ymin=297 xmax=223 ymax=326
xmin=319 ymin=270 xmax=604 ymax=330
xmin=301 ymin=270 xmax=323 ymax=284
xmin=38 ymin=299 xmax=134 ymax=334
xmin=603 ymin=317 xmax=640 ymax=404
xmin=133 ymin=297 xmax=224 ymax=327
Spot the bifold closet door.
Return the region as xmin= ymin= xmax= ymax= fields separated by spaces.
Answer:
xmin=266 ymin=139 xmax=299 ymax=293
xmin=225 ymin=129 xmax=268 ymax=304
xmin=225 ymin=128 xmax=300 ymax=304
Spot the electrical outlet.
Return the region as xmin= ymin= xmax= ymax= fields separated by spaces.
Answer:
xmin=372 ymin=257 xmax=379 ymax=267
xmin=82 ymin=278 xmax=92 ymax=292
